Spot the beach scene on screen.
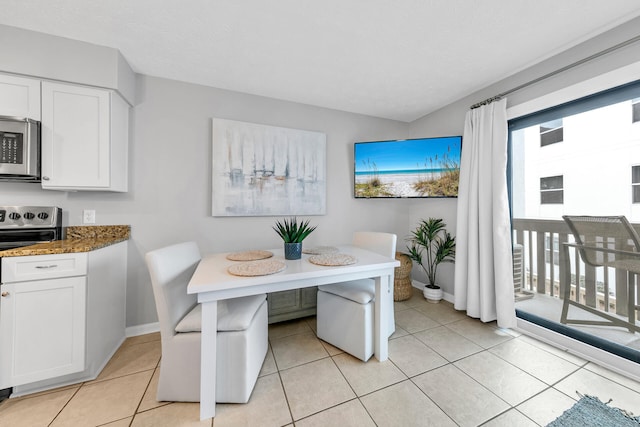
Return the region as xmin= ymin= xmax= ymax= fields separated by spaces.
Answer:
xmin=354 ymin=136 xmax=461 ymax=198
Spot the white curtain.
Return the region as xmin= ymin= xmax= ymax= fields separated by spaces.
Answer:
xmin=454 ymin=98 xmax=517 ymax=328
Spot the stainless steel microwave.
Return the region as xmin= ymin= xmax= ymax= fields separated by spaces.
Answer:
xmin=0 ymin=116 xmax=40 ymax=182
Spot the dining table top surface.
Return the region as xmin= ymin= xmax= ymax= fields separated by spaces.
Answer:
xmin=187 ymin=245 xmax=400 ymax=295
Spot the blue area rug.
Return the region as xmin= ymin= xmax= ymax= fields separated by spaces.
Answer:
xmin=547 ymin=395 xmax=640 ymax=426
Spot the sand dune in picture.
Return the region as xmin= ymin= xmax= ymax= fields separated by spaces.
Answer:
xmin=355 ymin=172 xmax=435 ymax=197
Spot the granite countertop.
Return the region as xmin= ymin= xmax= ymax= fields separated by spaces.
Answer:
xmin=0 ymin=225 xmax=130 ymax=257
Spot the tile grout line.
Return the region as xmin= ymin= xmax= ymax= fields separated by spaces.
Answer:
xmin=47 ymin=382 xmax=83 ymax=427
xmin=271 ymin=340 xmax=296 ymax=426
xmin=128 ymin=363 xmax=158 ymax=424
xmin=328 ymin=350 xmax=377 ymax=425
xmin=404 ymin=328 xmax=517 ymax=426
xmin=403 ymin=344 xmax=467 ymax=426
xmin=52 ymin=336 xmax=161 ymax=427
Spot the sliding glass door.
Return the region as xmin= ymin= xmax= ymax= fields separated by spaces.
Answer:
xmin=509 ymin=80 xmax=640 ymax=363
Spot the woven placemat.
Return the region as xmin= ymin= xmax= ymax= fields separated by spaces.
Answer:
xmin=309 ymin=253 xmax=357 ymax=266
xmin=227 ymin=259 xmax=286 ymax=276
xmin=226 ymin=250 xmax=273 ymax=261
xmin=303 ymin=246 xmax=339 ymax=255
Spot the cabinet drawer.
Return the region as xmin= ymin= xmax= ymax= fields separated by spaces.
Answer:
xmin=2 ymin=253 xmax=88 ymax=283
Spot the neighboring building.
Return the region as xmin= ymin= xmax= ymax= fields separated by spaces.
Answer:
xmin=512 ymin=98 xmax=640 ymax=222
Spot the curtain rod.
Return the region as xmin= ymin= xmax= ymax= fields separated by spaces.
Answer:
xmin=470 ymin=33 xmax=640 ymax=109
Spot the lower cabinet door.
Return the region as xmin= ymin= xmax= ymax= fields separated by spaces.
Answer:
xmin=267 ymin=290 xmax=300 ymax=316
xmin=0 ymin=277 xmax=86 ymax=388
xmin=267 ymin=287 xmax=318 ymax=323
xmin=300 ymin=287 xmax=318 ymax=309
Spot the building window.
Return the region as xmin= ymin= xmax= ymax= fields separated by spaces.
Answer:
xmin=540 ymin=119 xmax=563 ymax=146
xmin=540 ymin=175 xmax=563 ymax=204
xmin=633 ymin=165 xmax=640 ymax=203
xmin=545 ymin=235 xmax=560 ymax=265
xmin=633 ymin=98 xmax=640 ymax=124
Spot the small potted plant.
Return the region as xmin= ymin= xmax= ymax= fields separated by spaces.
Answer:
xmin=273 ymin=217 xmax=317 ymax=260
xmin=406 ymin=218 xmax=456 ymax=302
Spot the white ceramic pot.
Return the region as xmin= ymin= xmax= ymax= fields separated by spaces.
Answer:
xmin=423 ymin=286 xmax=443 ymax=303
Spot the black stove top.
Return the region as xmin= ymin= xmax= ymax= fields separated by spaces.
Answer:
xmin=0 ymin=206 xmax=62 ymax=251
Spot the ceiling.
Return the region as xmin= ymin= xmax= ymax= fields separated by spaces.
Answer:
xmin=3 ymin=1 xmax=640 ymax=122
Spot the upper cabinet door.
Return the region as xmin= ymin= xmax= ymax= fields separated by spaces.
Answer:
xmin=41 ymin=81 xmax=120 ymax=190
xmin=0 ymin=74 xmax=41 ymax=120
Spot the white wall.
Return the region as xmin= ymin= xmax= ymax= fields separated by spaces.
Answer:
xmin=1 ymin=72 xmax=410 ymax=327
xmin=127 ymin=75 xmax=412 ymax=326
xmin=407 ymin=15 xmax=640 ymax=297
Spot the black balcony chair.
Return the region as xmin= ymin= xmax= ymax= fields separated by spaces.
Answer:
xmin=561 ymin=215 xmax=640 ymax=333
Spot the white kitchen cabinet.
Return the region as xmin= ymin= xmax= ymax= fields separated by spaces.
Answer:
xmin=0 ymin=254 xmax=87 ymax=388
xmin=0 ymin=242 xmax=127 ymax=394
xmin=0 ymin=74 xmax=41 ymax=120
xmin=41 ymin=81 xmax=128 ymax=192
xmin=82 ymin=242 xmax=127 ymax=379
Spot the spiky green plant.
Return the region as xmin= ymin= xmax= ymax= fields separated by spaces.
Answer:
xmin=273 ymin=217 xmax=317 ymax=243
xmin=406 ymin=218 xmax=456 ymax=289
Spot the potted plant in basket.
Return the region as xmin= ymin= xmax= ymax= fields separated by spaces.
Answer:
xmin=273 ymin=217 xmax=317 ymax=260
xmin=406 ymin=218 xmax=456 ymax=303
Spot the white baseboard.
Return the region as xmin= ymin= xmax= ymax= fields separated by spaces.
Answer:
xmin=411 ymin=280 xmax=454 ymax=303
xmin=442 ymin=291 xmax=454 ymax=304
xmin=126 ymin=322 xmax=160 ymax=337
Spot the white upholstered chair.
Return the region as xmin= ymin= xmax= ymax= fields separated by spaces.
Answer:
xmin=145 ymin=241 xmax=268 ymax=403
xmin=316 ymin=232 xmax=397 ymax=361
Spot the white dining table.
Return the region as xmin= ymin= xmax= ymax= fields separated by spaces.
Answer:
xmin=187 ymin=245 xmax=400 ymax=420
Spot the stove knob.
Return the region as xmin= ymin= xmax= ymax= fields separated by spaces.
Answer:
xmin=23 ymin=212 xmax=35 ymax=220
xmin=8 ymin=212 xmax=21 ymax=220
xmin=37 ymin=212 xmax=49 ymax=220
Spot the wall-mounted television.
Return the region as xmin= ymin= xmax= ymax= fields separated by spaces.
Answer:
xmin=354 ymin=135 xmax=462 ymax=198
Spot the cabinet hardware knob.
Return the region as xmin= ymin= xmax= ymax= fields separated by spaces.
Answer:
xmin=42 ymin=176 xmax=50 ymax=181
xmin=1 ymin=292 xmax=8 ymax=297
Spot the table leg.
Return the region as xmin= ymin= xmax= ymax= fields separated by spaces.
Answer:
xmin=200 ymin=300 xmax=218 ymax=420
xmin=374 ymin=275 xmax=389 ymax=361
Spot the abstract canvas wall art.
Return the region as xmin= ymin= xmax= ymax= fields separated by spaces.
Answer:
xmin=212 ymin=118 xmax=327 ymax=216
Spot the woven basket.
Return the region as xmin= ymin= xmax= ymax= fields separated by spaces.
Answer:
xmin=394 ymin=278 xmax=413 ymax=301
xmin=394 ymin=252 xmax=413 ymax=301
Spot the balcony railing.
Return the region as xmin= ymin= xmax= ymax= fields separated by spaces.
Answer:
xmin=512 ymin=217 xmax=640 ymax=323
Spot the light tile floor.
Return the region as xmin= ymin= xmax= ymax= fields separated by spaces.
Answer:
xmin=2 ymin=288 xmax=640 ymax=426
